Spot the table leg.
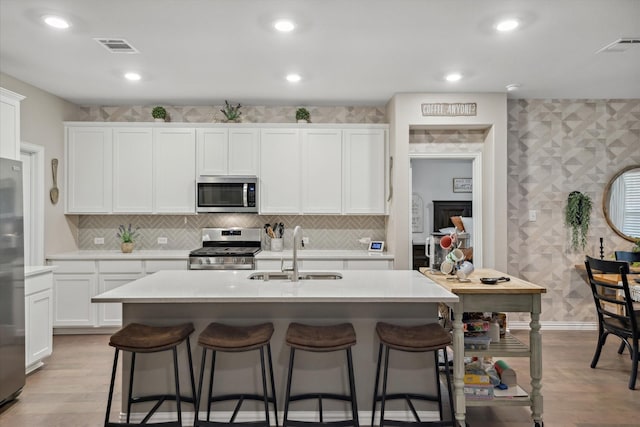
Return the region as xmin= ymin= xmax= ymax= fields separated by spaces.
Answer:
xmin=530 ymin=302 xmax=543 ymax=425
xmin=450 ymin=303 xmax=466 ymax=427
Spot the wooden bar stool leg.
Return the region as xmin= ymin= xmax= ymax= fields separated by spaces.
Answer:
xmin=283 ymin=347 xmax=296 ymax=427
xmin=126 ymin=352 xmax=136 ymax=423
xmin=104 ymin=349 xmax=120 ymax=427
xmin=267 ymin=344 xmax=279 ymax=427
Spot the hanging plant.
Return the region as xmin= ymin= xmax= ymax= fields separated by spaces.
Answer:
xmin=565 ymin=191 xmax=592 ymax=251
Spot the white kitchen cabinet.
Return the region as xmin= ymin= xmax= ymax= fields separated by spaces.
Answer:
xmin=346 ymin=259 xmax=393 ymax=270
xmin=260 ymin=128 xmax=301 ymax=214
xmin=197 ymin=128 xmax=259 ymax=176
xmin=145 ymin=259 xmax=188 ymax=273
xmin=0 ymin=87 xmax=25 ymax=161
xmin=65 ymin=127 xmax=113 ymax=213
xmin=53 ymin=273 xmax=97 ymax=327
xmin=343 ymin=129 xmax=386 ymax=214
xmin=153 ymin=128 xmax=196 ymax=213
xmin=25 ymin=268 xmax=54 ymax=373
xmin=113 ymin=127 xmax=153 ymax=213
xmin=302 ymin=129 xmax=342 ymax=214
xmin=97 ymin=274 xmax=141 ymax=326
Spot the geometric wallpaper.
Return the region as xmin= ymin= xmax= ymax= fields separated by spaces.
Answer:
xmin=507 ymin=99 xmax=640 ymax=324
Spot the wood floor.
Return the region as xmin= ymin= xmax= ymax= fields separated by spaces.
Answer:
xmin=0 ymin=330 xmax=638 ymax=427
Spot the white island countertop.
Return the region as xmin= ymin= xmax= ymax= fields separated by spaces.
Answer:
xmin=91 ymin=269 xmax=457 ymax=304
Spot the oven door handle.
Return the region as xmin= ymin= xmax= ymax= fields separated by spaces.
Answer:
xmin=242 ymin=183 xmax=249 ymax=207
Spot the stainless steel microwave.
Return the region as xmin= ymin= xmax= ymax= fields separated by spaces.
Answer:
xmin=196 ymin=176 xmax=258 ymax=213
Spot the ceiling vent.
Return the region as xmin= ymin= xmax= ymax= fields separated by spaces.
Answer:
xmin=596 ymin=37 xmax=640 ymax=53
xmin=93 ymin=38 xmax=139 ymax=54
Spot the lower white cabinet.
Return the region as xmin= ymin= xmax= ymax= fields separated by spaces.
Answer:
xmin=25 ymin=269 xmax=54 ymax=372
xmin=50 ymin=258 xmax=187 ymax=331
xmin=255 ymin=257 xmax=393 ymax=271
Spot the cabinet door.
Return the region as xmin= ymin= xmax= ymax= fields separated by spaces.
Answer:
xmin=97 ymin=274 xmax=141 ymax=326
xmin=228 ymin=128 xmax=259 ymax=175
xmin=66 ymin=127 xmax=113 ymax=213
xmin=154 ymin=128 xmax=196 ymax=213
xmin=196 ymin=128 xmax=229 ymax=175
xmin=52 ymin=274 xmax=97 ymax=327
xmin=343 ymin=129 xmax=386 ymax=214
xmin=0 ymin=88 xmax=23 ymax=161
xmin=302 ymin=129 xmax=342 ymax=213
xmin=113 ymin=127 xmax=153 ymax=213
xmin=260 ymin=129 xmax=301 ymax=214
xmin=25 ymin=289 xmax=53 ymax=368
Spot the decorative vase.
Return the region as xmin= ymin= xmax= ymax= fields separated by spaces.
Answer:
xmin=154 ymin=118 xmax=165 ymax=122
xmin=121 ymin=242 xmax=134 ymax=253
xmin=297 ymin=119 xmax=308 ymax=123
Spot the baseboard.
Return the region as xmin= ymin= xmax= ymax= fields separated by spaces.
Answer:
xmin=507 ymin=321 xmax=597 ymax=331
xmin=122 ymin=409 xmax=442 ymax=424
xmin=54 ymin=327 xmax=119 ymax=335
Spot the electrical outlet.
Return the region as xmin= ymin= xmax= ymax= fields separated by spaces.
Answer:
xmin=529 ymin=210 xmax=537 ymax=222
xmin=94 ymin=237 xmax=104 ymax=245
xmin=157 ymin=237 xmax=168 ymax=245
xmin=302 ymin=236 xmax=310 ymax=245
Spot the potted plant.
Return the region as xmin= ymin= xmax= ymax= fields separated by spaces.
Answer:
xmin=152 ymin=106 xmax=167 ymax=122
xmin=296 ymin=107 xmax=310 ymax=123
xmin=565 ymin=191 xmax=592 ymax=251
xmin=117 ymin=224 xmax=139 ymax=253
xmin=221 ymin=100 xmax=242 ymax=123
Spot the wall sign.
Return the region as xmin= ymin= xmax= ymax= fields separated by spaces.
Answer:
xmin=453 ymin=178 xmax=472 ymax=193
xmin=421 ymin=103 xmax=477 ymax=117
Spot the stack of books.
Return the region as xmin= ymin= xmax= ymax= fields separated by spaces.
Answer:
xmin=463 ymin=370 xmax=494 ymax=400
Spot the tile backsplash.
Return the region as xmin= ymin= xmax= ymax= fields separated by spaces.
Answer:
xmin=78 ymin=214 xmax=386 ymax=251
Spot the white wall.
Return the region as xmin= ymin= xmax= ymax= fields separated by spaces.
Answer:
xmin=411 ymin=159 xmax=472 ymax=244
xmin=386 ymin=93 xmax=507 ymax=270
xmin=0 ymin=73 xmax=82 ymax=255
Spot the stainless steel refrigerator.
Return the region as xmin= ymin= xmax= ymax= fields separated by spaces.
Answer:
xmin=0 ymin=157 xmax=25 ymax=406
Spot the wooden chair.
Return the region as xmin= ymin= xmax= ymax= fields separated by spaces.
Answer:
xmin=614 ymin=251 xmax=640 ymax=263
xmin=584 ymin=256 xmax=639 ymax=389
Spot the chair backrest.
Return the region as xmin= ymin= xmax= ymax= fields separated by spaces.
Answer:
xmin=584 ymin=256 xmax=637 ymax=335
xmin=614 ymin=251 xmax=640 ymax=263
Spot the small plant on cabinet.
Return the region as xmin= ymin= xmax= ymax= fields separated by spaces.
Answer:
xmin=151 ymin=106 xmax=167 ymax=121
xmin=117 ymin=224 xmax=139 ymax=253
xmin=296 ymin=107 xmax=311 ymax=123
xmin=221 ymin=100 xmax=242 ymax=122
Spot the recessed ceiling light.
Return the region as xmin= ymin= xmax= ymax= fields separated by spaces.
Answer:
xmin=43 ymin=15 xmax=70 ymax=29
xmin=274 ymin=20 xmax=295 ymax=32
xmin=124 ymin=72 xmax=141 ymax=81
xmin=506 ymin=83 xmax=522 ymax=91
xmin=286 ymin=74 xmax=301 ymax=83
xmin=496 ymin=19 xmax=519 ymax=32
xmin=445 ymin=73 xmax=462 ymax=82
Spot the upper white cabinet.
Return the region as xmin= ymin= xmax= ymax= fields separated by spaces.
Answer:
xmin=343 ymin=128 xmax=386 ymax=214
xmin=113 ymin=127 xmax=153 ymax=213
xmin=197 ymin=128 xmax=259 ymax=176
xmin=302 ymin=129 xmax=342 ymax=214
xmin=66 ymin=127 xmax=113 ymax=213
xmin=260 ymin=128 xmax=301 ymax=214
xmin=0 ymin=87 xmax=25 ymax=161
xmin=154 ymin=128 xmax=196 ymax=213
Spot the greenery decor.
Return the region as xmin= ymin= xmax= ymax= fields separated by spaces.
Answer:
xmin=296 ymin=107 xmax=311 ymax=122
xmin=117 ymin=224 xmax=139 ymax=243
xmin=152 ymin=106 xmax=167 ymax=120
xmin=633 ymin=239 xmax=640 ymax=253
xmin=221 ymin=100 xmax=242 ymax=122
xmin=565 ymin=191 xmax=592 ymax=251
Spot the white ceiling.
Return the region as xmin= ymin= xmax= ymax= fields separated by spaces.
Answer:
xmin=1 ymin=0 xmax=639 ymax=106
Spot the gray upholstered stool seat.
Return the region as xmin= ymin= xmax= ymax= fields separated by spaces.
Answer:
xmin=283 ymin=322 xmax=359 ymax=427
xmin=195 ymin=322 xmax=277 ymax=427
xmin=371 ymin=322 xmax=454 ymax=427
xmin=105 ymin=323 xmax=197 ymax=427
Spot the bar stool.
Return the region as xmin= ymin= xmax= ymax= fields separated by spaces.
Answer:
xmin=283 ymin=322 xmax=359 ymax=427
xmin=195 ymin=322 xmax=278 ymax=427
xmin=371 ymin=322 xmax=454 ymax=427
xmin=105 ymin=322 xmax=197 ymax=427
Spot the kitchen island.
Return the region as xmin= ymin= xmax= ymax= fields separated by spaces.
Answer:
xmin=92 ymin=269 xmax=457 ymax=423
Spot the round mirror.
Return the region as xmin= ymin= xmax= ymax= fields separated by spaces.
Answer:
xmin=603 ymin=165 xmax=640 ymax=242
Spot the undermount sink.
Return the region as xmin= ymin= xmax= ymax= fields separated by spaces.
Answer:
xmin=248 ymin=272 xmax=343 ymax=281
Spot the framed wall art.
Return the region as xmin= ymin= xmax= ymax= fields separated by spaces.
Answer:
xmin=453 ymin=178 xmax=472 ymax=193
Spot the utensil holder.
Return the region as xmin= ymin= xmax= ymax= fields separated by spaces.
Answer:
xmin=271 ymin=238 xmax=283 ymax=252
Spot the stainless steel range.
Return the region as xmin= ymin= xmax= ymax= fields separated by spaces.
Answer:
xmin=188 ymin=228 xmax=261 ymax=270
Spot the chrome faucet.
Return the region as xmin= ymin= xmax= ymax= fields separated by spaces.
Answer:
xmin=282 ymin=225 xmax=303 ymax=281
